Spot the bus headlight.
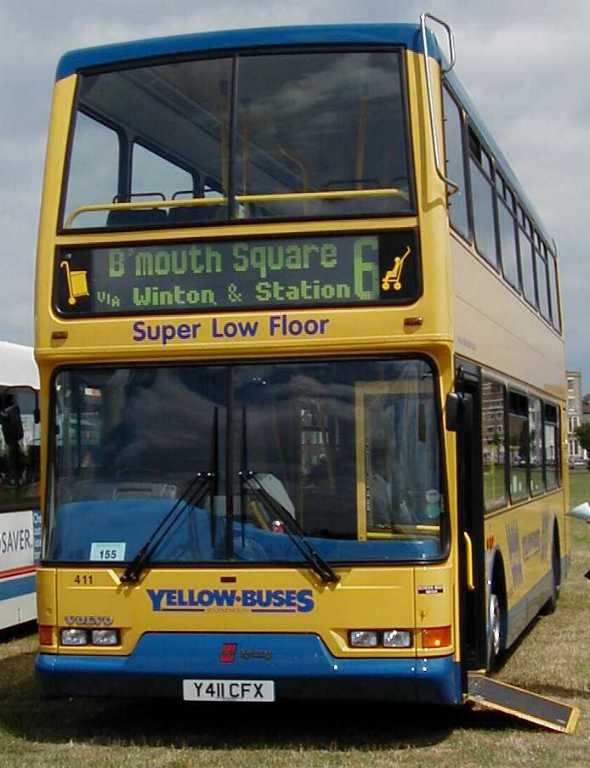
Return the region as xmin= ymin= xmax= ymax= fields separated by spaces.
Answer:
xmin=349 ymin=630 xmax=378 ymax=647
xmin=383 ymin=630 xmax=412 ymax=648
xmin=60 ymin=628 xmax=89 ymax=646
xmin=349 ymin=629 xmax=413 ymax=648
xmin=91 ymin=629 xmax=120 ymax=646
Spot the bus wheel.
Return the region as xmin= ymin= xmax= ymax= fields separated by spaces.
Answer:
xmin=487 ymin=591 xmax=502 ymax=669
xmin=487 ymin=564 xmax=506 ymax=672
xmin=542 ymin=537 xmax=561 ymax=615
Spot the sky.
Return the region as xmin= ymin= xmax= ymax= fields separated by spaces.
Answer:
xmin=1 ymin=0 xmax=588 ymax=390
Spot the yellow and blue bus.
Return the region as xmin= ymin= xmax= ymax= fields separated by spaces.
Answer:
xmin=0 ymin=342 xmax=41 ymax=631
xmin=35 ymin=16 xmax=568 ymax=705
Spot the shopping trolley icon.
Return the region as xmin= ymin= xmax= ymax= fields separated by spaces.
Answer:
xmin=60 ymin=260 xmax=89 ymax=306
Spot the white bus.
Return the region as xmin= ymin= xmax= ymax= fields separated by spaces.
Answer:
xmin=0 ymin=342 xmax=41 ymax=630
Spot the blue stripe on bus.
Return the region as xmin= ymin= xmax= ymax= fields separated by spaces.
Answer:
xmin=37 ymin=633 xmax=463 ymax=705
xmin=505 ymin=568 xmax=555 ymax=648
xmin=56 ymin=24 xmax=438 ymax=80
xmin=0 ymin=575 xmax=36 ymax=602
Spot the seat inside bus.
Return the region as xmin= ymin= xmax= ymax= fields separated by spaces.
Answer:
xmin=106 ymin=208 xmax=168 ymax=227
xmin=167 ymin=204 xmax=225 ymax=224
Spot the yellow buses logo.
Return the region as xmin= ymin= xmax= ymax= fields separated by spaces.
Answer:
xmin=381 ymin=246 xmax=411 ymax=292
xmin=147 ymin=587 xmax=315 ymax=613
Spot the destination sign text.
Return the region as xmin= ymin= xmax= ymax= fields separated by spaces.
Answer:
xmin=56 ymin=231 xmax=420 ymax=317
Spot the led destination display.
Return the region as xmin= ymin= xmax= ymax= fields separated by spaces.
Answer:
xmin=56 ymin=231 xmax=420 ymax=316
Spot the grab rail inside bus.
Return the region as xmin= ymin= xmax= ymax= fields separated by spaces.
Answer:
xmin=64 ymin=188 xmax=408 ymax=227
xmin=419 ymin=12 xmax=460 ymax=195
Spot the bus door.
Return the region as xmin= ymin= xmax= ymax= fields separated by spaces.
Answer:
xmin=454 ymin=361 xmax=487 ymax=672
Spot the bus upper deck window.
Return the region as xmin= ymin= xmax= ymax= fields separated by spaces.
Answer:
xmin=64 ymin=113 xmax=119 ymax=229
xmin=61 ymin=50 xmax=413 ymax=230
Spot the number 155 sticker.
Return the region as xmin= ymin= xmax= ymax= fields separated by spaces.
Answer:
xmin=90 ymin=542 xmax=126 ymax=561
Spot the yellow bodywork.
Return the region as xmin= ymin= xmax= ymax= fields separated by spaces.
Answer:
xmin=34 ymin=48 xmax=567 ymax=667
xmin=37 ymin=564 xmax=455 ymax=658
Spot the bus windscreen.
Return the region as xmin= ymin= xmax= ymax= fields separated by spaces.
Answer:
xmin=47 ymin=358 xmax=445 ymax=565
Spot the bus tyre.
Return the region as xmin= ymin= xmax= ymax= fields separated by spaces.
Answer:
xmin=487 ymin=586 xmax=505 ymax=671
xmin=542 ymin=538 xmax=560 ymax=615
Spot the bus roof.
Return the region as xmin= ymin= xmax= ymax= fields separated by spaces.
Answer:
xmin=55 ymin=24 xmax=433 ymax=81
xmin=0 ymin=342 xmax=39 ymax=389
xmin=56 ymin=22 xmax=554 ymax=250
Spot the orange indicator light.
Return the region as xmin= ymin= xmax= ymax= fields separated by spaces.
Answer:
xmin=38 ymin=625 xmax=54 ymax=646
xmin=421 ymin=626 xmax=452 ymax=648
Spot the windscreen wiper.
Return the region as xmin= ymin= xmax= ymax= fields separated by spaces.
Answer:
xmin=122 ymin=407 xmax=220 ymax=584
xmin=241 ymin=470 xmax=339 ymax=585
xmin=120 ymin=471 xmax=214 ymax=584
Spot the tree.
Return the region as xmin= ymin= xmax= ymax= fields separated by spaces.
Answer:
xmin=575 ymin=423 xmax=590 ymax=455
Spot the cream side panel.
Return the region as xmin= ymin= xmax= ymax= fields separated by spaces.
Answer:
xmin=451 ymin=235 xmax=565 ymax=398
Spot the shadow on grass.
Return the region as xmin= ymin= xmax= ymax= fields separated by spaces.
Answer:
xmin=482 ymin=614 xmax=590 ymax=705
xmin=0 ymin=622 xmax=37 ymax=645
xmin=0 ymin=651 xmax=554 ymax=750
xmin=493 ymin=614 xmax=541 ymax=672
xmin=491 ymin=603 xmax=590 ymax=701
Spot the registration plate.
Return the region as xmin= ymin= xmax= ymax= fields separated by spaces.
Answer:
xmin=183 ymin=679 xmax=275 ymax=702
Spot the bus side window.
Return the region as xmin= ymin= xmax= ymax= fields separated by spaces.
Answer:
xmin=547 ymin=250 xmax=562 ymax=333
xmin=508 ymin=391 xmax=528 ymax=503
xmin=518 ymin=210 xmax=538 ymax=308
xmin=534 ymin=235 xmax=551 ymax=323
xmin=528 ymin=397 xmax=544 ymax=495
xmin=0 ymin=388 xmax=40 ymax=511
xmin=481 ymin=378 xmax=507 ymax=511
xmin=544 ymin=403 xmax=560 ymax=490
xmin=442 ymin=87 xmax=469 ymax=240
xmin=467 ymin=127 xmax=499 ymax=270
xmin=496 ymin=178 xmax=521 ymax=292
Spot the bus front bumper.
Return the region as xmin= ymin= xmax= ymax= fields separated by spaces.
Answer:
xmin=36 ymin=633 xmax=462 ymax=704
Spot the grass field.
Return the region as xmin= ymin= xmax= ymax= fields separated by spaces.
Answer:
xmin=0 ymin=475 xmax=589 ymax=768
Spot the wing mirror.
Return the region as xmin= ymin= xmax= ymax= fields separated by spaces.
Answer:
xmin=445 ymin=392 xmax=473 ymax=432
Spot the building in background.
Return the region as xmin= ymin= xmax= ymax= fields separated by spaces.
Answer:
xmin=566 ymin=371 xmax=587 ymax=466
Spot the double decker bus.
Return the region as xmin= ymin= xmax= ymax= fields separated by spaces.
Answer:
xmin=0 ymin=342 xmax=41 ymax=630
xmin=35 ymin=16 xmax=569 ymax=707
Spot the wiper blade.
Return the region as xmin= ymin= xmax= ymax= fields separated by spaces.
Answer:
xmin=120 ymin=471 xmax=213 ymax=584
xmin=242 ymin=470 xmax=339 ymax=585
xmin=122 ymin=406 xmax=220 ymax=584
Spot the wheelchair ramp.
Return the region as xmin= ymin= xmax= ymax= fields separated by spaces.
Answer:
xmin=467 ymin=673 xmax=580 ymax=733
